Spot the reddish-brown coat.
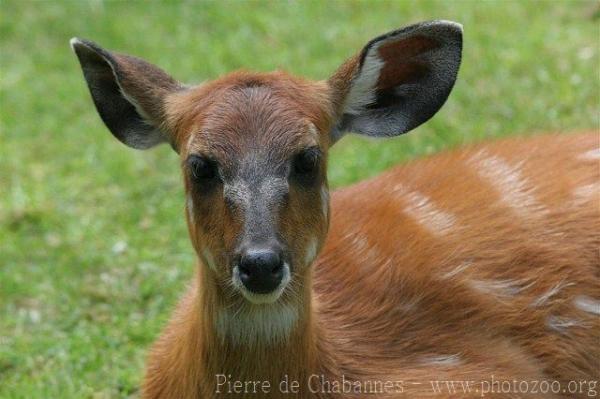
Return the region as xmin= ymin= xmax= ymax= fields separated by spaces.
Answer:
xmin=143 ymin=129 xmax=599 ymax=398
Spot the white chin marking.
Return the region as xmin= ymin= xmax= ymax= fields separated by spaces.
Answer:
xmin=217 ymin=266 xmax=298 ymax=346
xmin=232 ymin=264 xmax=291 ymax=305
xmin=216 ymin=303 xmax=299 ymax=346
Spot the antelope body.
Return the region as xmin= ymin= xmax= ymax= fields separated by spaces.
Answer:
xmin=71 ymin=21 xmax=599 ymax=398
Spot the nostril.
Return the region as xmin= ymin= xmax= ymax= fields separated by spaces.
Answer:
xmin=270 ymin=260 xmax=283 ymax=274
xmin=239 ymin=264 xmax=251 ymax=280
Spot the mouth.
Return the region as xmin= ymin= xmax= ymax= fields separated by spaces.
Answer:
xmin=232 ymin=263 xmax=291 ymax=304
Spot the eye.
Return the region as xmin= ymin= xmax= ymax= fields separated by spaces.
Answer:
xmin=292 ymin=147 xmax=320 ymax=180
xmin=187 ymin=155 xmax=218 ymax=183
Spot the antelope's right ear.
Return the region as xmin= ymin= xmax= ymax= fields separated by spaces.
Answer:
xmin=328 ymin=21 xmax=463 ymax=143
xmin=70 ymin=38 xmax=183 ymax=150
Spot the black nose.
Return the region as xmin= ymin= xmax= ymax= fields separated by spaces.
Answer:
xmin=238 ymin=249 xmax=284 ymax=294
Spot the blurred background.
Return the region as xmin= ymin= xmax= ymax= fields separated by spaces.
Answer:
xmin=0 ymin=1 xmax=598 ymax=397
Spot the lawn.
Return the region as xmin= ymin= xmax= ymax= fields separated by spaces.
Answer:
xmin=0 ymin=1 xmax=598 ymax=397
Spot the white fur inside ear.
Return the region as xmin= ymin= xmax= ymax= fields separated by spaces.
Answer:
xmin=333 ymin=20 xmax=463 ymax=140
xmin=342 ymin=43 xmax=384 ymax=116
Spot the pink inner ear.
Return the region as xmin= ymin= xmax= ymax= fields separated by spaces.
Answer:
xmin=375 ymin=35 xmax=440 ymax=90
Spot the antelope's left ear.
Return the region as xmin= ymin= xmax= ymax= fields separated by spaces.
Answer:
xmin=328 ymin=20 xmax=463 ymax=142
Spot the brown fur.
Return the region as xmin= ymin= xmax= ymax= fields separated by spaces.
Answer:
xmin=144 ymin=68 xmax=600 ymax=399
xmin=71 ymin=27 xmax=598 ymax=397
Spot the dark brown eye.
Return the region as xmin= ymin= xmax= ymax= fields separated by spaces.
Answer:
xmin=292 ymin=147 xmax=320 ymax=181
xmin=188 ymin=155 xmax=218 ymax=182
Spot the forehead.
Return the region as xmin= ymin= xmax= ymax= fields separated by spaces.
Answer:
xmin=198 ymin=86 xmax=317 ymax=157
xmin=172 ymin=72 xmax=330 ymax=161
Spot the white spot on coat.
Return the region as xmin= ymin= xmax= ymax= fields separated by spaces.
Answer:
xmin=440 ymin=261 xmax=473 ymax=280
xmin=420 ymin=354 xmax=462 ymax=367
xmin=574 ymin=295 xmax=600 ymax=315
xmin=470 ymin=279 xmax=534 ymax=298
xmin=546 ymin=315 xmax=589 ymax=334
xmin=572 ymin=182 xmax=600 ymax=206
xmin=394 ymin=184 xmax=457 ymax=235
xmin=341 ymin=232 xmax=391 ymax=272
xmin=579 ymin=148 xmax=600 ymax=161
xmin=469 ymin=151 xmax=547 ymax=219
xmin=530 ymin=280 xmax=575 ymax=308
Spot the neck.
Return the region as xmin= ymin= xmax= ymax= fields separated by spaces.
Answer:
xmin=195 ymin=267 xmax=332 ymax=396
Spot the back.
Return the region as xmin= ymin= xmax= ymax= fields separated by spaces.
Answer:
xmin=315 ymin=133 xmax=599 ymax=394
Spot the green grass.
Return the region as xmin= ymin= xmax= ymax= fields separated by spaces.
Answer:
xmin=0 ymin=1 xmax=598 ymax=397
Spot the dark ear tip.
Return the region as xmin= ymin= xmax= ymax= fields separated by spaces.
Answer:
xmin=429 ymin=20 xmax=463 ymax=42
xmin=69 ymin=37 xmax=106 ymax=57
xmin=419 ymin=20 xmax=463 ymax=42
xmin=70 ymin=37 xmax=87 ymax=52
xmin=69 ymin=38 xmax=117 ymax=69
xmin=433 ymin=20 xmax=463 ymax=33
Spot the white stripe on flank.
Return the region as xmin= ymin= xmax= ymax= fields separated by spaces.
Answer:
xmin=394 ymin=184 xmax=457 ymax=235
xmin=579 ymin=148 xmax=600 ymax=161
xmin=530 ymin=280 xmax=575 ymax=308
xmin=574 ymin=295 xmax=600 ymax=315
xmin=469 ymin=151 xmax=548 ymax=219
xmin=546 ymin=315 xmax=588 ymax=334
xmin=572 ymin=182 xmax=600 ymax=205
xmin=420 ymin=354 xmax=462 ymax=367
xmin=470 ymin=279 xmax=534 ymax=298
xmin=344 ymin=232 xmax=384 ymax=265
xmin=440 ymin=261 xmax=474 ymax=280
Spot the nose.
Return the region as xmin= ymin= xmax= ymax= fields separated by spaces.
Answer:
xmin=238 ymin=248 xmax=285 ymax=294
